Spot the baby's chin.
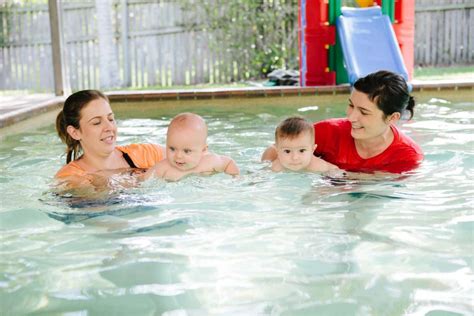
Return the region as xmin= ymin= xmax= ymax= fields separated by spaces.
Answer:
xmin=283 ymin=164 xmax=309 ymax=172
xmin=173 ymin=162 xmax=198 ymax=171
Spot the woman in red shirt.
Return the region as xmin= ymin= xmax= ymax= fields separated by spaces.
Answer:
xmin=263 ymin=70 xmax=423 ymax=173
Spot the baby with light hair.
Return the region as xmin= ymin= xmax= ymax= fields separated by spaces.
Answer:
xmin=149 ymin=113 xmax=239 ymax=181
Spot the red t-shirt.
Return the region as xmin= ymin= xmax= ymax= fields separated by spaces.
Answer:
xmin=314 ymin=118 xmax=423 ymax=173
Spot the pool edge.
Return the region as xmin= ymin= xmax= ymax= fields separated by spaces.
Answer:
xmin=1 ymin=80 xmax=472 ymax=129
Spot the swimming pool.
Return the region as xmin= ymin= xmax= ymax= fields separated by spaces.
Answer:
xmin=0 ymin=91 xmax=472 ymax=315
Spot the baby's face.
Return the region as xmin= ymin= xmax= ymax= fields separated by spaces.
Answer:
xmin=166 ymin=127 xmax=207 ymax=171
xmin=276 ymin=131 xmax=315 ymax=171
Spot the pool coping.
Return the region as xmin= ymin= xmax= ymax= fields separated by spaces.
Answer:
xmin=0 ymin=96 xmax=65 ymax=129
xmin=0 ymin=80 xmax=473 ymax=129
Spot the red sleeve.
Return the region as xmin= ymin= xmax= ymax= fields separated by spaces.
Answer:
xmin=313 ymin=120 xmax=332 ymax=158
xmin=313 ymin=119 xmax=349 ymax=165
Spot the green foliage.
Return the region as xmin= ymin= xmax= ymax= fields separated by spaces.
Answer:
xmin=179 ymin=0 xmax=299 ymax=80
xmin=0 ymin=3 xmax=9 ymax=47
xmin=0 ymin=0 xmax=49 ymax=47
xmin=414 ymin=65 xmax=474 ymax=80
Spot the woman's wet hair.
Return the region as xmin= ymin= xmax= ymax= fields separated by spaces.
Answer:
xmin=275 ymin=116 xmax=314 ymax=142
xmin=56 ymin=90 xmax=108 ymax=163
xmin=353 ymin=70 xmax=415 ymax=119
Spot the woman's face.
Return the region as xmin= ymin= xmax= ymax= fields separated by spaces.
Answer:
xmin=346 ymin=89 xmax=397 ymax=141
xmin=68 ymin=98 xmax=117 ymax=157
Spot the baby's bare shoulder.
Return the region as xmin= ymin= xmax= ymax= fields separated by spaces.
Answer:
xmin=152 ymin=158 xmax=173 ymax=175
xmin=203 ymin=152 xmax=226 ymax=162
xmin=200 ymin=152 xmax=233 ymax=172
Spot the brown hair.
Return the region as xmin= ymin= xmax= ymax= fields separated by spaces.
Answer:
xmin=56 ymin=90 xmax=109 ymax=163
xmin=275 ymin=116 xmax=314 ymax=142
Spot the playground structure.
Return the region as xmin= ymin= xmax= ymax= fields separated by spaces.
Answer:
xmin=298 ymin=0 xmax=415 ymax=86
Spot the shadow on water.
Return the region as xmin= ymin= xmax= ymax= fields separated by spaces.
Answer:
xmin=39 ymin=189 xmax=160 ymax=224
xmin=39 ymin=187 xmax=194 ymax=236
xmin=300 ymin=171 xmax=438 ymax=254
xmin=302 ymin=171 xmax=418 ymax=206
xmin=344 ymin=191 xmax=404 ymax=200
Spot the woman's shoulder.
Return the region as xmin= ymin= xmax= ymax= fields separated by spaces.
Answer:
xmin=390 ymin=125 xmax=423 ymax=156
xmin=314 ymin=118 xmax=351 ymax=137
xmin=118 ymin=143 xmax=164 ymax=157
xmin=55 ymin=161 xmax=86 ymax=179
xmin=117 ymin=143 xmax=165 ymax=168
xmin=314 ymin=118 xmax=350 ymax=129
xmin=118 ymin=143 xmax=162 ymax=152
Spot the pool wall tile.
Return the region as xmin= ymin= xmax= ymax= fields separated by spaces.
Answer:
xmin=245 ymin=89 xmax=267 ymax=97
xmin=263 ymin=88 xmax=284 ymax=97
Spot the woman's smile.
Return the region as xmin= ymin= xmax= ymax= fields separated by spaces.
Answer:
xmin=101 ymin=135 xmax=114 ymax=144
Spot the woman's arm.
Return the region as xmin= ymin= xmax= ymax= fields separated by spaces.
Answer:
xmin=53 ymin=173 xmax=112 ymax=199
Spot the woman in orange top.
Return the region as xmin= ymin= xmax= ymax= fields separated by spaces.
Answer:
xmin=55 ymin=90 xmax=164 ymax=189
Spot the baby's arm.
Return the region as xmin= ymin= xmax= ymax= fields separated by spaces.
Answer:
xmin=143 ymin=159 xmax=172 ymax=180
xmin=261 ymin=145 xmax=277 ymax=162
xmin=204 ymin=153 xmax=239 ymax=176
xmin=219 ymin=155 xmax=240 ymax=176
xmin=308 ymin=156 xmax=339 ymax=173
xmin=270 ymin=158 xmax=284 ymax=172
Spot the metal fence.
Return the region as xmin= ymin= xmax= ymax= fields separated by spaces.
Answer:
xmin=0 ymin=0 xmax=473 ymax=92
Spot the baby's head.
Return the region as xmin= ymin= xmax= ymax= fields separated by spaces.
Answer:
xmin=166 ymin=113 xmax=208 ymax=171
xmin=275 ymin=116 xmax=316 ymax=171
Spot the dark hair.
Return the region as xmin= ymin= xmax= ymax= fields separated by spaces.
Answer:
xmin=55 ymin=90 xmax=109 ymax=163
xmin=275 ymin=116 xmax=314 ymax=142
xmin=353 ymin=70 xmax=415 ymax=119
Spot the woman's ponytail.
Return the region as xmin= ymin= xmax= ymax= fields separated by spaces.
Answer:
xmin=56 ymin=90 xmax=107 ymax=164
xmin=406 ymin=95 xmax=415 ymax=120
xmin=55 ymin=109 xmax=81 ymax=163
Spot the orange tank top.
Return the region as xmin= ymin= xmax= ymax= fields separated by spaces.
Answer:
xmin=55 ymin=143 xmax=165 ymax=179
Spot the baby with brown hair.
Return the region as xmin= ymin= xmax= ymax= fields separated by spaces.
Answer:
xmin=263 ymin=116 xmax=338 ymax=173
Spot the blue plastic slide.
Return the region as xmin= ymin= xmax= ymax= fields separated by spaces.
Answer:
xmin=336 ymin=6 xmax=409 ymax=85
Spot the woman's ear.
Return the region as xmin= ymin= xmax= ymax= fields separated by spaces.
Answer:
xmin=313 ymin=144 xmax=318 ymax=151
xmin=387 ymin=112 xmax=401 ymax=124
xmin=66 ymin=125 xmax=81 ymax=141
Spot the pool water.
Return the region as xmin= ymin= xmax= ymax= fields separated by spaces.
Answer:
xmin=0 ymin=92 xmax=473 ymax=315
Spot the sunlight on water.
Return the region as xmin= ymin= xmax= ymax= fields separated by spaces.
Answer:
xmin=0 ymin=93 xmax=473 ymax=315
